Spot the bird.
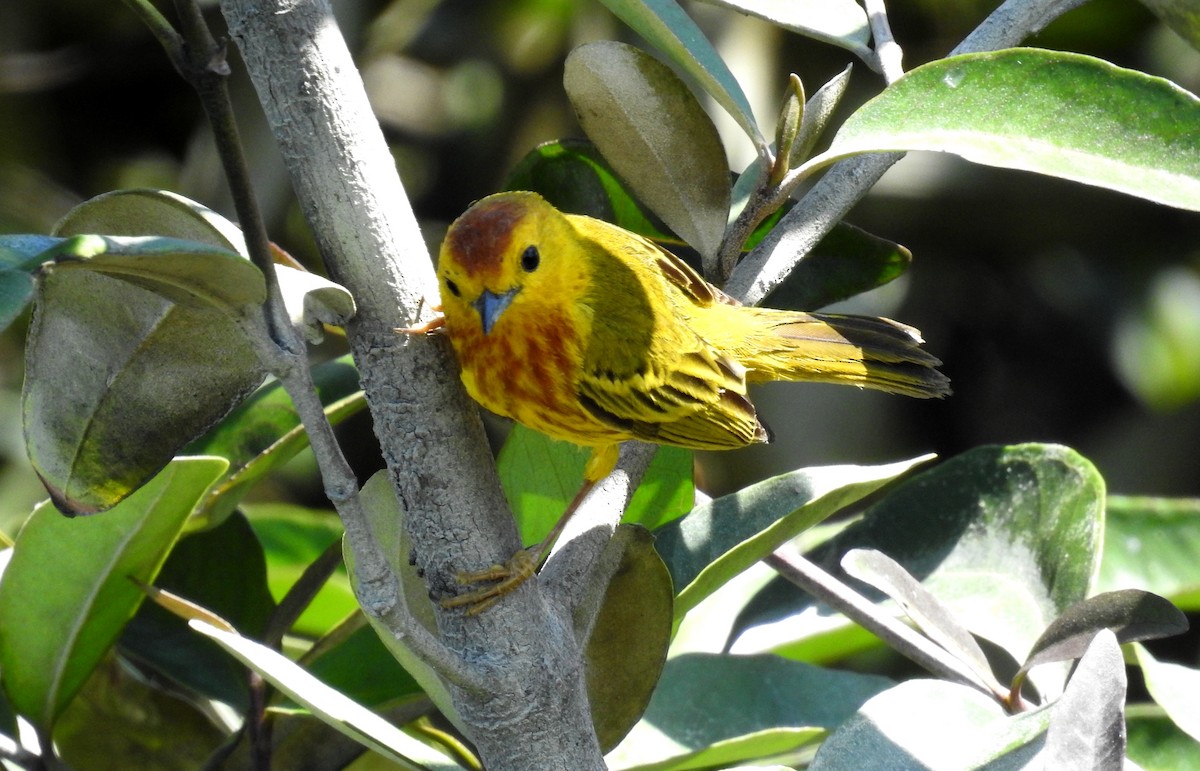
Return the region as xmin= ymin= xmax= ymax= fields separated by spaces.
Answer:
xmin=405 ymin=190 xmax=949 ymax=612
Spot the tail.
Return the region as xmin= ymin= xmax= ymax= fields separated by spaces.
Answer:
xmin=739 ymin=309 xmax=951 ymax=399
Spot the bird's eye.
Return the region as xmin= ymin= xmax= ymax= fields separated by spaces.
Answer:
xmin=520 ymin=245 xmax=540 ymax=272
xmin=445 ymin=278 xmax=461 ymax=297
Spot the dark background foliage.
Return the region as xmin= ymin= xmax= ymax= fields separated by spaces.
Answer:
xmin=2 ymin=0 xmax=1198 ymax=593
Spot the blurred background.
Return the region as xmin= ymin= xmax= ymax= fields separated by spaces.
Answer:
xmin=2 ymin=0 xmax=1199 ymax=528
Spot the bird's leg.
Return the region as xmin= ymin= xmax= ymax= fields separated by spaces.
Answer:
xmin=440 ymin=478 xmax=597 ymax=615
xmin=394 ymin=301 xmax=445 ymax=335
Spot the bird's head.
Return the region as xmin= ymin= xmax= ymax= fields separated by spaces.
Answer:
xmin=438 ymin=191 xmax=573 ymax=336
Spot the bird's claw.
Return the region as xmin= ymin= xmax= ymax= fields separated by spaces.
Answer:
xmin=440 ymin=549 xmax=540 ymax=615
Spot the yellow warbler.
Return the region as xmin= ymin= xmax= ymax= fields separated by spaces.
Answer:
xmin=413 ymin=191 xmax=948 ymax=611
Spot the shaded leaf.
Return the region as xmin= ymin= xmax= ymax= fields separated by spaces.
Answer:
xmin=119 ymin=511 xmax=276 ymax=712
xmin=1133 ymin=643 xmax=1200 ymax=744
xmin=187 ymin=356 xmax=365 ymax=528
xmin=810 ymin=679 xmax=1050 ymax=770
xmin=818 ymin=49 xmax=1200 ymax=211
xmin=1020 ymin=589 xmax=1188 ymax=676
xmin=609 ymin=653 xmax=891 ymax=771
xmin=188 ymin=619 xmax=462 ymax=770
xmin=48 ymin=234 xmax=265 ymax=312
xmin=692 ymin=0 xmax=869 ymax=58
xmin=761 ymin=221 xmax=912 ymax=310
xmin=25 ymin=191 xmax=265 ymax=514
xmin=841 ymin=548 xmax=1000 ymax=694
xmin=597 ymin=0 xmax=764 ymax=147
xmin=657 ymin=455 xmax=932 ymax=626
xmin=54 ymin=655 xmax=225 ymax=771
xmin=1097 ymin=496 xmax=1200 ymax=609
xmin=583 ymin=525 xmax=673 ymax=752
xmin=1141 ymin=0 xmax=1200 ymax=53
xmin=1042 ymin=630 xmax=1126 ymax=770
xmin=564 ymin=40 xmax=730 ymax=262
xmin=505 ymin=140 xmax=675 ymax=241
xmin=498 ymin=424 xmax=692 ymax=545
xmin=0 ymin=457 xmax=226 ymax=728
xmin=245 ymin=503 xmax=355 ymax=639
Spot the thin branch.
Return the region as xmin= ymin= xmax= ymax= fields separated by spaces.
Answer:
xmin=725 ymin=0 xmax=1091 ymax=306
xmin=864 ymin=0 xmax=905 ymax=84
xmin=766 ymin=550 xmax=1003 ymax=702
xmin=138 ymin=0 xmax=472 ymax=688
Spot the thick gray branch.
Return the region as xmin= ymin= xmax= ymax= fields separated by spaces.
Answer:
xmin=219 ymin=0 xmax=604 ymax=767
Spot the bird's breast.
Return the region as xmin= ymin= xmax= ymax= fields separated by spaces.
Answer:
xmin=449 ymin=306 xmax=618 ymax=443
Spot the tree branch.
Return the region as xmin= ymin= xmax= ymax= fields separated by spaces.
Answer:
xmin=218 ymin=0 xmax=606 ymax=766
xmin=726 ymin=0 xmax=1090 ymax=306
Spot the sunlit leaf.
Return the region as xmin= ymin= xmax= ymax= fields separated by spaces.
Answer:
xmin=596 ymin=0 xmax=764 ymax=147
xmin=0 ymin=457 xmax=226 ymax=728
xmin=816 ymin=49 xmax=1200 ymax=211
xmin=565 ymin=41 xmax=731 ymax=262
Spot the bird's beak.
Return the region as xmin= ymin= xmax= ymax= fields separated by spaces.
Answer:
xmin=473 ymin=287 xmax=519 ymax=335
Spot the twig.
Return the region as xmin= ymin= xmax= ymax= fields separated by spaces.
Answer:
xmin=133 ymin=0 xmax=473 ymax=691
xmin=726 ymin=0 xmax=1091 ymax=306
xmin=864 ymin=0 xmax=905 ymax=84
xmin=766 ymin=550 xmax=1001 ymax=701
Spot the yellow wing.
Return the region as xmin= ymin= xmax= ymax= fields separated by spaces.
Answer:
xmin=569 ymin=217 xmax=768 ymax=451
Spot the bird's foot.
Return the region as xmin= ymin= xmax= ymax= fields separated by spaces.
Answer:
xmin=440 ymin=549 xmax=540 ymax=615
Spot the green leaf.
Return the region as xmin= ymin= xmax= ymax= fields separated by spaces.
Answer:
xmin=608 ymin=653 xmax=892 ymax=771
xmin=818 ymin=48 xmax=1200 ymax=211
xmin=810 ymin=679 xmax=1050 ymax=769
xmin=1141 ymin=0 xmax=1200 ymax=54
xmin=498 ymin=425 xmax=693 ymax=545
xmin=1098 ymin=496 xmax=1200 ymax=609
xmin=0 ymin=234 xmax=56 ymax=332
xmin=761 ymin=221 xmax=912 ymax=310
xmin=187 ymin=355 xmax=365 ymax=528
xmin=656 ymin=455 xmax=932 ymax=626
xmin=53 ymin=189 xmax=249 ymax=255
xmin=47 ymin=234 xmax=265 ymax=313
xmin=0 ymin=456 xmax=226 ymax=728
xmin=25 ymin=192 xmax=265 ymax=514
xmin=737 ymin=444 xmax=1105 ymax=699
xmin=564 ymin=41 xmax=731 ymax=262
xmin=1126 ymin=709 xmax=1200 ymax=771
xmin=1112 ymin=266 xmax=1200 ymax=409
xmin=290 ymin=615 xmax=424 ymax=712
xmin=505 ymin=139 xmax=676 ymax=242
xmin=583 ymin=525 xmax=673 ymax=752
xmin=119 ymin=511 xmax=276 ymax=712
xmin=1134 ymin=643 xmax=1200 ymax=744
xmin=1042 ymin=630 xmax=1127 ymax=769
xmin=691 ymin=0 xmax=869 ymax=58
xmin=596 ymin=0 xmax=765 ymax=148
xmin=349 ymin=471 xmax=462 ymax=732
xmin=244 ymin=503 xmax=355 ymax=639
xmin=188 ymin=619 xmax=463 ymax=770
